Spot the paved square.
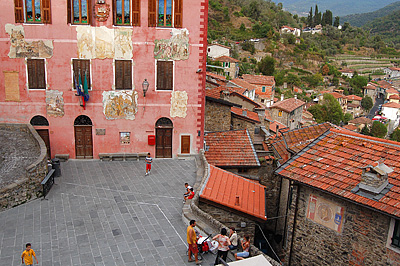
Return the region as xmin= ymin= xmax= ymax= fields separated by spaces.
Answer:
xmin=0 ymin=159 xmax=216 ymax=266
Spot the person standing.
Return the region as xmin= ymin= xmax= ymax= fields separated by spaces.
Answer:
xmin=228 ymin=227 xmax=238 ymax=250
xmin=213 ymin=228 xmax=231 ymax=265
xmin=21 ymin=243 xmax=38 ymax=265
xmin=145 ymin=152 xmax=152 ymax=176
xmin=187 ymin=220 xmax=202 ymax=264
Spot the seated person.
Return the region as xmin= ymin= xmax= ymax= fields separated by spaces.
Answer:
xmin=234 ymin=235 xmax=250 ymax=260
xmin=184 ymin=188 xmax=195 ymax=202
xmin=183 ymin=183 xmax=192 ymax=198
xmin=228 ymin=227 xmax=238 ymax=250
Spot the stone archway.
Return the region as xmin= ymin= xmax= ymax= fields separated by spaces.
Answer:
xmin=30 ymin=115 xmax=51 ymax=159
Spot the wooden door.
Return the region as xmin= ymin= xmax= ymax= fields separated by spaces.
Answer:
xmin=37 ymin=129 xmax=51 ymax=159
xmin=74 ymin=126 xmax=93 ymax=159
xmin=181 ymin=135 xmax=190 ymax=154
xmin=156 ymin=128 xmax=172 ymax=158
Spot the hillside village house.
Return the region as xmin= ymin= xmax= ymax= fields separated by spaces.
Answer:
xmin=214 ymin=55 xmax=239 ymax=79
xmin=363 ymin=83 xmax=377 ymax=103
xmin=348 ymin=117 xmax=373 ymax=132
xmin=229 ymin=78 xmax=257 ymax=100
xmin=320 ymin=91 xmax=348 ymax=113
xmin=386 ymin=88 xmax=399 ymax=101
xmin=384 ymin=67 xmax=400 ymax=79
xmin=280 ymin=26 xmax=300 ymax=37
xmin=381 ymin=102 xmax=400 ymax=129
xmin=0 ymin=0 xmax=208 ymax=159
xmin=207 ymin=43 xmax=230 ymax=59
xmin=339 ymin=69 xmax=355 ymax=78
xmin=241 ymin=74 xmax=275 ymax=107
xmin=269 ymin=96 xmax=305 ymax=130
xmin=389 ymin=94 xmax=400 ymax=103
xmin=275 ymin=128 xmax=400 ymax=265
xmin=346 ymin=94 xmax=363 ymax=118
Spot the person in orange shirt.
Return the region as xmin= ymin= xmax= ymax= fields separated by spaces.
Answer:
xmin=21 ymin=243 xmax=38 ymax=265
xmin=187 ymin=220 xmax=202 ymax=264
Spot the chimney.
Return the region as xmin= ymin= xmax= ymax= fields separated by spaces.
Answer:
xmin=235 ymin=196 xmax=240 ymax=206
xmin=242 ymin=109 xmax=247 ymax=117
xmin=359 ymin=163 xmax=392 ymax=195
xmin=276 ymin=125 xmax=279 ymax=137
xmin=295 ymin=95 xmax=297 ymax=101
xmin=220 ymin=89 xmax=230 ymax=100
xmin=281 ymin=94 xmax=284 ymax=101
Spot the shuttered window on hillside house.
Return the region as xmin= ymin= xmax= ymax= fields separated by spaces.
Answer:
xmin=148 ymin=0 xmax=182 ymax=28
xmin=68 ymin=0 xmax=91 ymax=25
xmin=14 ymin=0 xmax=51 ymax=23
xmin=115 ymin=60 xmax=132 ymax=90
xmin=72 ymin=59 xmax=91 ymax=90
xmin=27 ymin=59 xmax=46 ymax=89
xmin=132 ymin=0 xmax=140 ymax=26
xmin=157 ymin=61 xmax=173 ymax=90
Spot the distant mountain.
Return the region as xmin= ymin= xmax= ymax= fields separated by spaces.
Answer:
xmin=364 ymin=10 xmax=400 ymax=45
xmin=274 ymin=0 xmax=399 ymax=17
xmin=341 ymin=1 xmax=400 ymax=27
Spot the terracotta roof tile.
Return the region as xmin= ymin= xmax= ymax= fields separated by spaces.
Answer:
xmin=343 ymin=124 xmax=358 ymax=131
xmin=346 ymin=95 xmax=362 ymax=101
xmin=269 ymin=121 xmax=288 ymax=133
xmin=200 ymin=165 xmax=267 ymax=220
xmin=206 ymin=71 xmax=227 ymax=81
xmin=205 ymin=130 xmax=260 ymax=167
xmin=276 ymin=128 xmax=400 ymax=218
xmin=242 ymin=74 xmax=275 ymax=86
xmin=383 ymin=102 xmax=400 ymax=109
xmin=364 ymin=84 xmax=377 ymax=90
xmin=231 ymin=107 xmax=260 ymax=123
xmin=348 ymin=117 xmax=372 ymax=125
xmin=324 ymin=91 xmax=344 ymax=99
xmin=271 ymin=98 xmax=305 ymax=113
xmin=389 ymin=94 xmax=400 ymax=100
xmin=215 ymin=56 xmax=240 ymax=63
xmin=230 ymin=78 xmax=257 ymax=92
xmin=386 ymin=88 xmax=399 ymax=94
xmin=205 ymin=86 xmax=262 ymax=108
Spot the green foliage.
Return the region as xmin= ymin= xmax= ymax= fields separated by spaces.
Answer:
xmin=274 ymin=70 xmax=286 ymax=86
xmin=333 ymin=16 xmax=340 ymax=27
xmin=361 ymin=125 xmax=370 ymax=136
xmin=361 ymin=96 xmax=373 ymax=111
xmin=308 ymin=94 xmax=344 ymax=125
xmin=258 ymin=56 xmax=275 ymax=76
xmin=390 ymin=128 xmax=400 ymax=142
xmin=241 ymin=41 xmax=256 ymax=54
xmin=370 ymin=121 xmax=387 ymax=138
xmin=350 ymin=75 xmax=368 ymax=92
xmin=344 ymin=113 xmax=353 ymax=124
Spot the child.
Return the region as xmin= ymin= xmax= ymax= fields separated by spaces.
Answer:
xmin=21 ymin=243 xmax=38 ymax=265
xmin=183 ymin=183 xmax=192 ymax=198
xmin=184 ymin=187 xmax=195 ymax=202
xmin=145 ymin=152 xmax=153 ymax=176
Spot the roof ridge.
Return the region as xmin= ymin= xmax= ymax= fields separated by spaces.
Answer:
xmin=331 ymin=128 xmax=400 ymax=147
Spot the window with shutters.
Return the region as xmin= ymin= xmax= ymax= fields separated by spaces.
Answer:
xmin=67 ymin=0 xmax=91 ymax=24
xmin=27 ymin=59 xmax=46 ymax=90
xmin=148 ymin=0 xmax=182 ymax=28
xmin=113 ymin=0 xmax=140 ymax=26
xmin=72 ymin=59 xmax=91 ymax=90
xmin=14 ymin=0 xmax=51 ymax=23
xmin=156 ymin=60 xmax=173 ymax=91
xmin=115 ymin=60 xmax=132 ymax=90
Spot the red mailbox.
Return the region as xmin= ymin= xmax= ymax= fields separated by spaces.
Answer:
xmin=148 ymin=135 xmax=156 ymax=145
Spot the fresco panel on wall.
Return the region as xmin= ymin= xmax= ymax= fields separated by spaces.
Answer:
xmin=103 ymin=90 xmax=138 ymax=120
xmin=154 ymin=28 xmax=189 ymax=60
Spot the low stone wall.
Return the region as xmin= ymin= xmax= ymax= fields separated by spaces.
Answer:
xmin=184 ymin=151 xmax=280 ymax=266
xmin=0 ymin=124 xmax=47 ymax=211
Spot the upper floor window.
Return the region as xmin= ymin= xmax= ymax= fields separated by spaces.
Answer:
xmin=115 ymin=60 xmax=132 ymax=90
xmin=67 ymin=0 xmax=91 ymax=25
xmin=262 ymin=86 xmax=266 ymax=92
xmin=278 ymin=111 xmax=282 ymax=117
xmin=113 ymin=0 xmax=140 ymax=26
xmin=148 ymin=0 xmax=182 ymax=28
xmin=14 ymin=0 xmax=51 ymax=24
xmin=27 ymin=59 xmax=46 ymax=90
xmin=156 ymin=60 xmax=173 ymax=90
xmin=392 ymin=220 xmax=400 ymax=248
xmin=72 ymin=59 xmax=91 ymax=90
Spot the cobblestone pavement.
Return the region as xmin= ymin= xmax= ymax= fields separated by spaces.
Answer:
xmin=0 ymin=159 xmax=217 ymax=266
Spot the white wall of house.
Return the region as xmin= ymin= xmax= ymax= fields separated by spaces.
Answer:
xmin=207 ymin=45 xmax=230 ymax=59
xmin=382 ymin=107 xmax=400 ymax=121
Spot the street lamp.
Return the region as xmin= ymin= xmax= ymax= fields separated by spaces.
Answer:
xmin=142 ymin=79 xmax=149 ymax=97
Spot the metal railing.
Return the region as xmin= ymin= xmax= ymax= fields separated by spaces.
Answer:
xmin=41 ymin=169 xmax=55 ymax=199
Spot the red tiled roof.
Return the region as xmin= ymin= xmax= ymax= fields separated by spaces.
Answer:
xmin=390 ymin=94 xmax=400 ymax=100
xmin=343 ymin=124 xmax=358 ymax=131
xmin=269 ymin=121 xmax=288 ymax=133
xmin=271 ymin=98 xmax=305 ymax=113
xmin=231 ymin=107 xmax=260 ymax=123
xmin=206 ymin=87 xmax=262 ymax=108
xmin=364 ymin=84 xmax=377 ymax=90
xmin=206 ymin=71 xmax=227 ymax=81
xmin=204 ymin=130 xmax=260 ymax=167
xmin=255 ymin=86 xmax=273 ymax=99
xmin=347 ymin=103 xmax=360 ymax=108
xmin=205 ymin=87 xmax=224 ymax=99
xmin=377 ymin=80 xmax=393 ymax=88
xmin=386 ymin=88 xmax=398 ymax=94
xmin=339 ymin=69 xmax=355 ymax=73
xmin=346 ymin=95 xmax=362 ymax=101
xmin=208 ymin=43 xmax=231 ymax=50
xmin=215 ymin=56 xmax=240 ymax=63
xmin=324 ymin=91 xmax=345 ymax=99
xmin=242 ymin=74 xmax=275 ymax=86
xmin=348 ymin=117 xmax=372 ymax=125
xmin=200 ymin=165 xmax=267 ymax=220
xmin=276 ymin=128 xmax=400 ymax=218
xmin=228 ymin=86 xmax=247 ymax=95
xmin=389 ymin=67 xmax=400 ymax=71
xmin=382 ymin=102 xmax=400 ymax=109
xmin=230 ymin=78 xmax=257 ymax=92
xmin=281 ymin=25 xmax=295 ymax=31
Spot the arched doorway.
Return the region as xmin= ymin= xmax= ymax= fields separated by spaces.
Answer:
xmin=30 ymin=115 xmax=51 ymax=159
xmin=74 ymin=115 xmax=93 ymax=159
xmin=155 ymin=117 xmax=173 ymax=158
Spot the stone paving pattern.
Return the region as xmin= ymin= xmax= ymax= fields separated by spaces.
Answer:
xmin=0 ymin=159 xmax=217 ymax=266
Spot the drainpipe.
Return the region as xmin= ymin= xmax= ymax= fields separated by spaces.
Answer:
xmin=288 ymin=184 xmax=300 ymax=266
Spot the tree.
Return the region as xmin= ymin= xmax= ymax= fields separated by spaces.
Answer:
xmin=321 ymin=64 xmax=330 ymax=75
xmin=333 ymin=16 xmax=340 ymax=27
xmin=361 ymin=125 xmax=370 ymax=136
xmin=307 ymin=7 xmax=313 ymax=26
xmin=314 ymin=5 xmax=321 ymax=26
xmin=241 ymin=41 xmax=255 ymax=54
xmin=350 ymin=75 xmax=368 ymax=95
xmin=258 ymin=56 xmax=275 ymax=76
xmin=308 ymin=94 xmax=343 ymax=125
xmin=308 ymin=104 xmax=327 ymax=123
xmin=239 ymin=23 xmax=246 ymax=32
xmin=361 ymin=96 xmax=373 ymax=111
xmin=390 ymin=128 xmax=400 ymax=142
xmin=370 ymin=121 xmax=387 ymax=138
xmin=325 ymin=10 xmax=333 ymax=26
xmin=344 ymin=113 xmax=353 ymax=124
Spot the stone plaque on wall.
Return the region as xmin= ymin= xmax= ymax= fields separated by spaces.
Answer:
xmin=96 ymin=129 xmax=106 ymax=135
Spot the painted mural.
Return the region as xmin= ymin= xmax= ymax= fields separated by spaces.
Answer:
xmin=154 ymin=28 xmax=189 ymax=60
xmin=5 ymin=24 xmax=53 ymax=59
xmin=103 ymin=90 xmax=138 ymax=120
xmin=170 ymin=91 xmax=188 ymax=118
xmin=46 ymin=90 xmax=64 ymax=117
xmin=76 ymin=26 xmax=133 ymax=59
xmin=306 ymin=194 xmax=345 ymax=233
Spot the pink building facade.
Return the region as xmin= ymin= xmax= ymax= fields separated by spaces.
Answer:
xmin=0 ymin=0 xmax=208 ymax=159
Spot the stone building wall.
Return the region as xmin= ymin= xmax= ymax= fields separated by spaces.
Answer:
xmin=205 ymin=100 xmax=231 ymax=132
xmin=0 ymin=123 xmax=47 ymax=211
xmin=199 ymin=201 xmax=257 ymax=239
xmin=284 ymin=184 xmax=400 ymax=265
xmin=231 ymin=116 xmax=258 ymax=141
xmin=270 ymin=108 xmax=289 ymax=128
